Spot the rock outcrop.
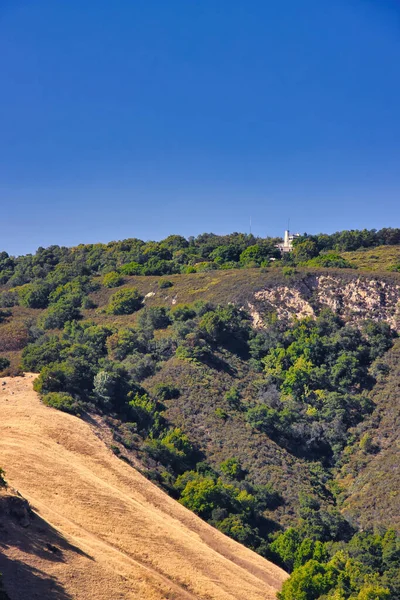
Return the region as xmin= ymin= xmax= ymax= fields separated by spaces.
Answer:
xmin=250 ymin=275 xmax=400 ymax=330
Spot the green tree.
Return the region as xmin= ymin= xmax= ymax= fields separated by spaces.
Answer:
xmin=18 ymin=282 xmax=50 ymax=308
xmin=40 ymin=299 xmax=81 ymax=329
xmin=278 ymin=560 xmax=337 ymax=600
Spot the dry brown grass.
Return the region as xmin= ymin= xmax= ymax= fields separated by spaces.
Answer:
xmin=0 ymin=376 xmax=287 ymax=600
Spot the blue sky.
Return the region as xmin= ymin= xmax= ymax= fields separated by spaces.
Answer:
xmin=1 ymin=0 xmax=400 ymax=255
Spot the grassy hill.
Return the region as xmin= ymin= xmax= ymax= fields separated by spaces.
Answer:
xmin=341 ymin=244 xmax=400 ymax=271
xmin=0 ymin=375 xmax=287 ymax=600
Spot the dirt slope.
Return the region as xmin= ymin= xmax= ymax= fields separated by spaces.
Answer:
xmin=0 ymin=375 xmax=287 ymax=600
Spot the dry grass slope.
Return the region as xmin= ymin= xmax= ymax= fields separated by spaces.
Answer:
xmin=0 ymin=375 xmax=287 ymax=600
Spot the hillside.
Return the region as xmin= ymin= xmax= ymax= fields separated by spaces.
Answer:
xmin=339 ymin=339 xmax=400 ymax=530
xmin=341 ymin=245 xmax=400 ymax=272
xmin=0 ymin=233 xmax=400 ymax=599
xmin=0 ymin=375 xmax=287 ymax=600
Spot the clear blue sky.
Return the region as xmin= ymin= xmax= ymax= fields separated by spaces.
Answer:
xmin=1 ymin=0 xmax=400 ymax=255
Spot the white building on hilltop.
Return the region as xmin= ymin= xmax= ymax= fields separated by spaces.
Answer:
xmin=276 ymin=230 xmax=300 ymax=253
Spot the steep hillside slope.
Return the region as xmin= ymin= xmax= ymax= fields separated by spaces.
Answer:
xmin=339 ymin=339 xmax=400 ymax=530
xmin=0 ymin=375 xmax=287 ymax=600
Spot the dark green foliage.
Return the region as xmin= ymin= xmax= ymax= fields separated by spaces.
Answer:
xmin=18 ymin=282 xmax=50 ymax=308
xmin=106 ymin=288 xmax=143 ymax=315
xmin=127 ymin=392 xmax=162 ymax=431
xmin=158 ymin=279 xmax=173 ymax=289
xmin=136 ymin=306 xmax=171 ymax=331
xmin=153 ymin=383 xmax=180 ymax=400
xmin=40 ymin=299 xmax=81 ymax=329
xmin=42 ymin=392 xmax=81 ymax=415
xmin=0 ymin=292 xmax=18 ymax=308
xmin=0 ymin=357 xmax=10 ymax=371
xmin=21 ymin=335 xmax=65 ymax=371
xmin=170 ymin=304 xmax=196 ymax=322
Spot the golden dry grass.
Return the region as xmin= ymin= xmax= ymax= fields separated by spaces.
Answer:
xmin=0 ymin=375 xmax=287 ymax=600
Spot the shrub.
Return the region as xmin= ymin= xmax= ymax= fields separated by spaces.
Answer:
xmin=81 ymin=296 xmax=97 ymax=309
xmin=153 ymin=383 xmax=180 ymax=401
xmin=220 ymin=457 xmax=245 ymax=480
xmin=216 ymin=515 xmax=257 ymax=546
xmin=0 ymin=310 xmax=11 ymax=325
xmin=106 ymin=288 xmax=143 ymax=315
xmin=158 ymin=279 xmax=173 ymax=289
xmin=137 ymin=306 xmax=171 ymax=330
xmin=0 ymin=357 xmax=10 ymax=371
xmin=170 ymin=304 xmax=196 ymax=322
xmin=215 ymin=407 xmax=228 ymax=420
xmin=306 ymin=253 xmax=356 ymax=269
xmin=0 ymin=468 xmax=6 ymax=487
xmin=0 ymin=290 xmax=18 ymax=307
xmin=282 ymin=266 xmax=297 ymax=277
xmin=42 ymin=392 xmax=81 ymax=415
xmin=102 ymin=271 xmax=124 ymax=288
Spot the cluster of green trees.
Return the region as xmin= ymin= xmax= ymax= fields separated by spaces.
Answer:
xmin=293 ymin=228 xmax=400 ymax=255
xmin=247 ymin=312 xmax=395 ymax=462
xmin=0 ymin=228 xmax=399 ymax=291
xmin=275 ymin=521 xmax=400 ymax=599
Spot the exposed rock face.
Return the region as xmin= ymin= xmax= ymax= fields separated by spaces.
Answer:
xmin=250 ymin=275 xmax=400 ymax=331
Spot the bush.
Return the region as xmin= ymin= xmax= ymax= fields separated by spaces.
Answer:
xmin=220 ymin=457 xmax=245 ymax=480
xmin=137 ymin=306 xmax=171 ymax=330
xmin=0 ymin=357 xmax=10 ymax=371
xmin=306 ymin=253 xmax=356 ymax=269
xmin=282 ymin=266 xmax=297 ymax=277
xmin=102 ymin=271 xmax=124 ymax=288
xmin=42 ymin=392 xmax=81 ymax=415
xmin=158 ymin=279 xmax=173 ymax=289
xmin=170 ymin=304 xmax=196 ymax=322
xmin=153 ymin=383 xmax=180 ymax=401
xmin=106 ymin=288 xmax=143 ymax=315
xmin=0 ymin=290 xmax=18 ymax=307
